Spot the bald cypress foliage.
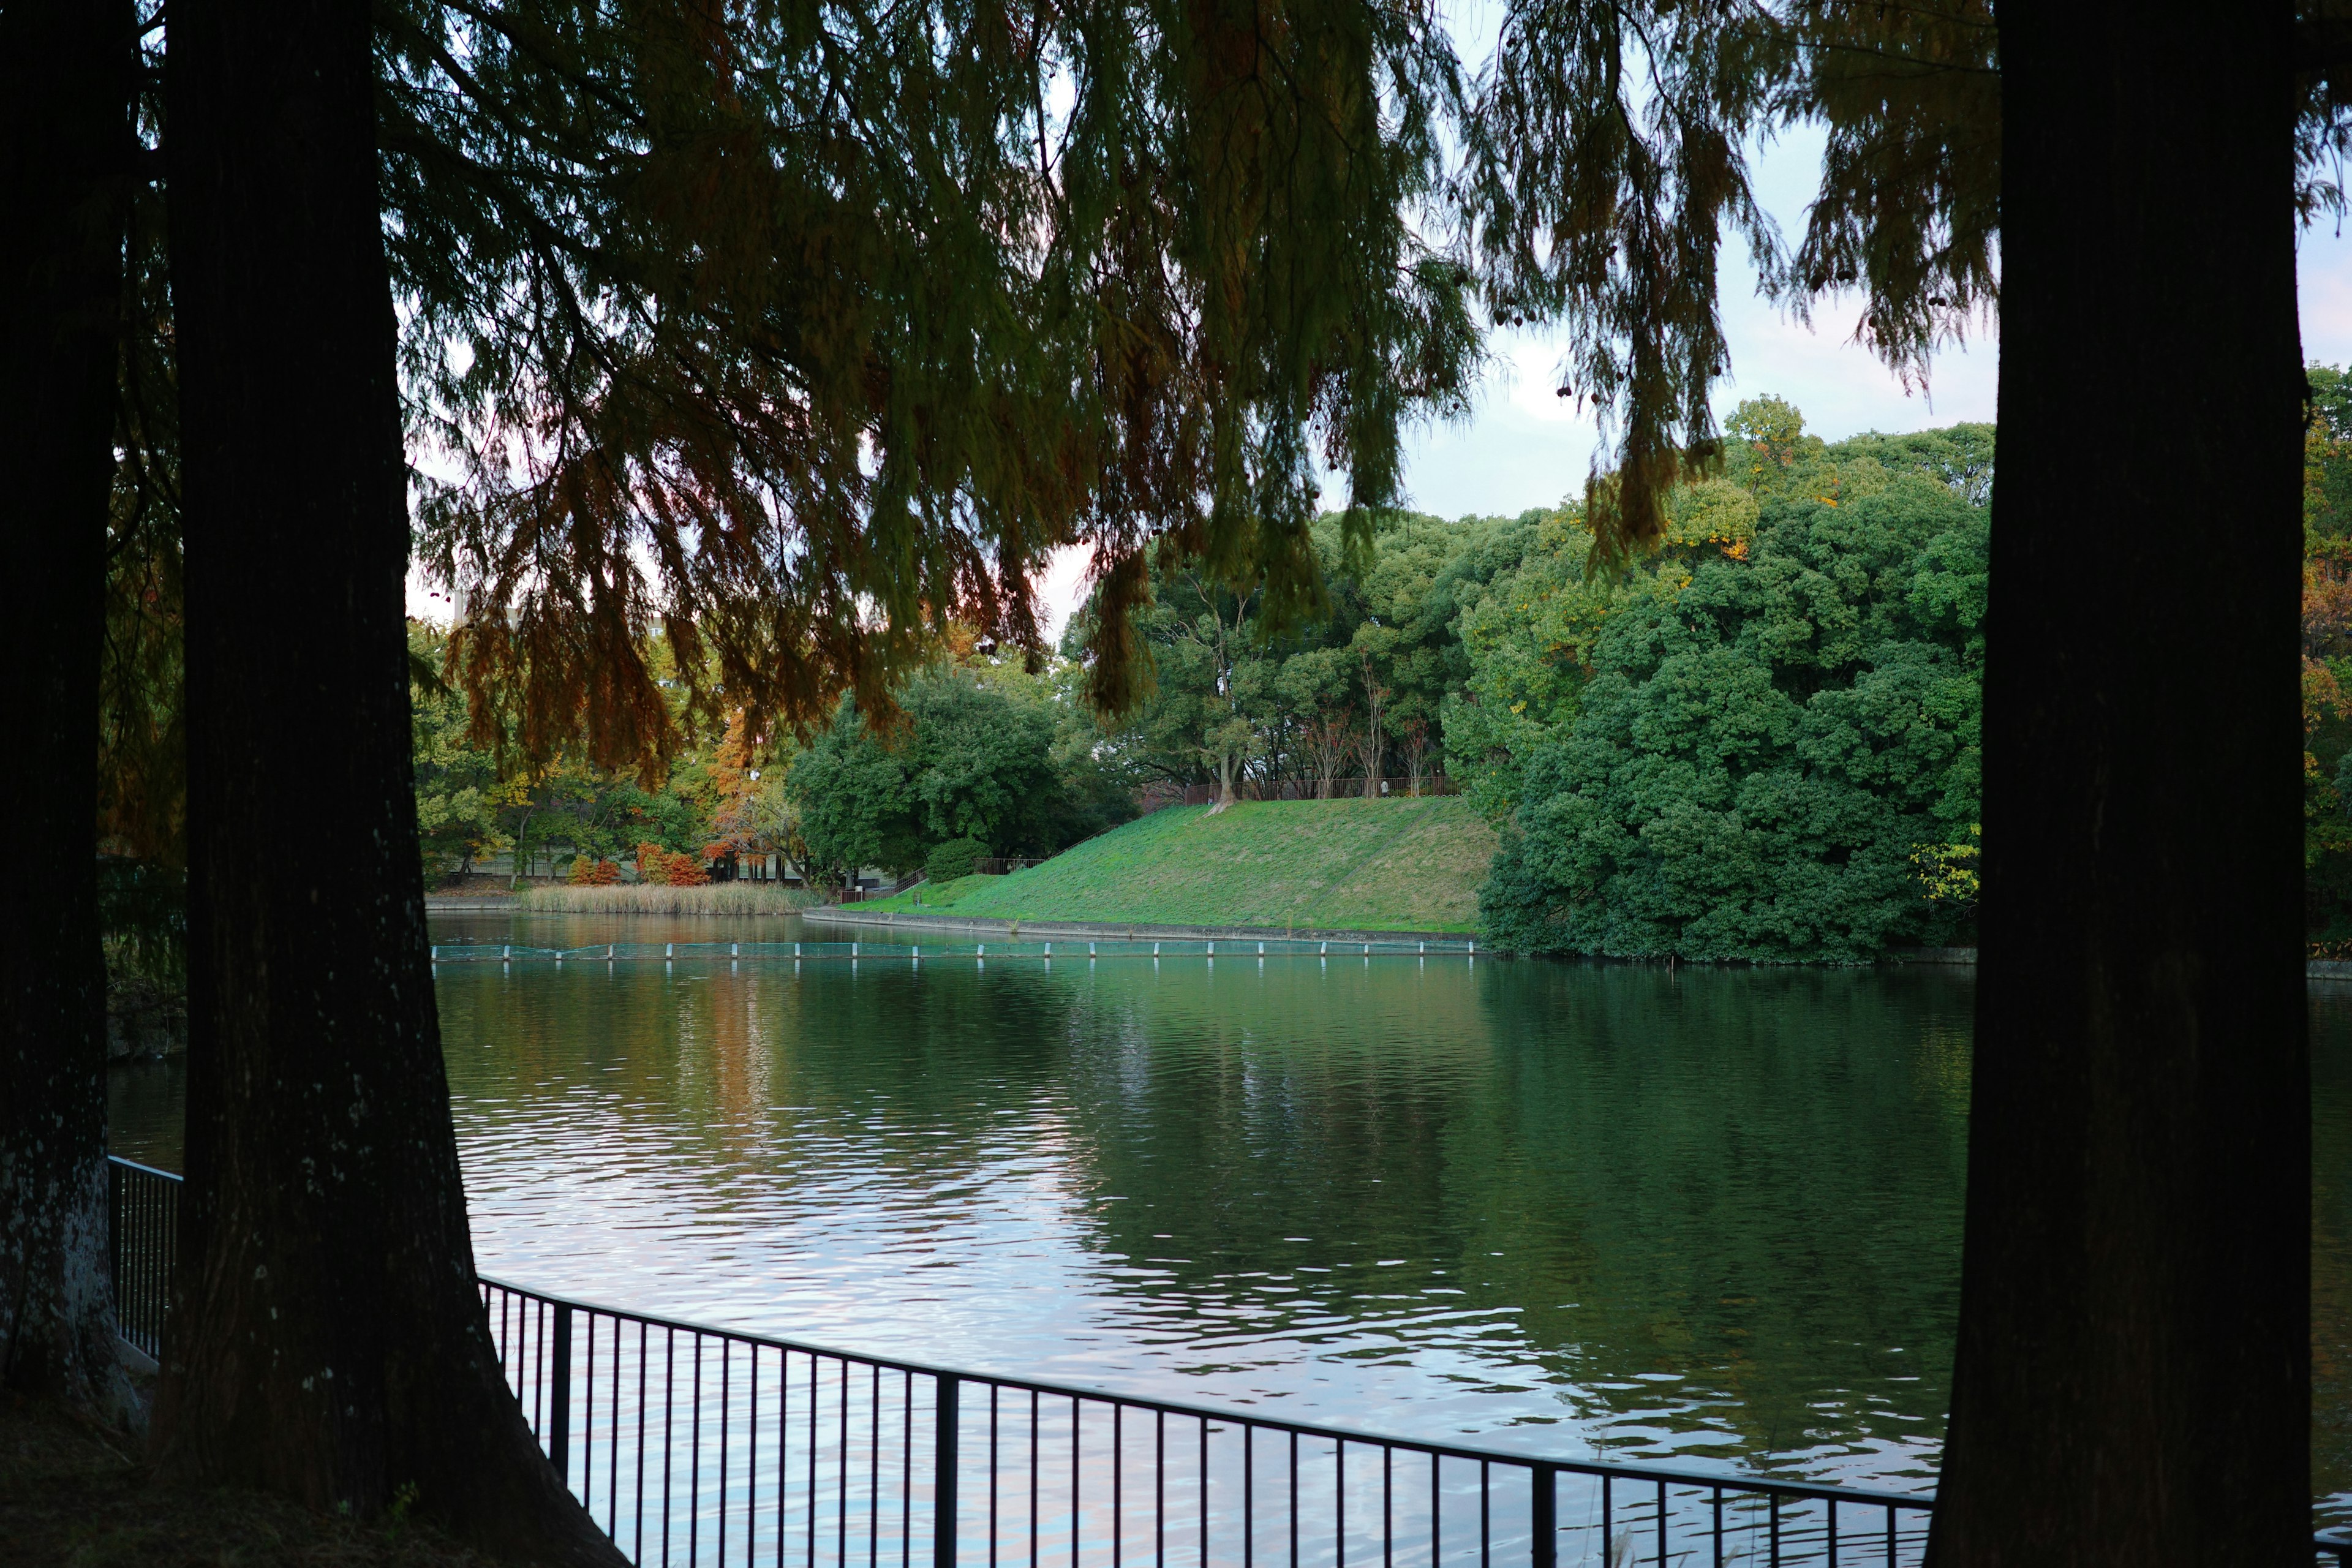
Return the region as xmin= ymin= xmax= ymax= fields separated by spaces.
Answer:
xmin=383 ymin=0 xmax=1478 ymax=755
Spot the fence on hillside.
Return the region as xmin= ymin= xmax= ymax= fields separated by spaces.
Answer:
xmin=1139 ymin=777 xmax=1460 ymax=813
xmin=101 ymin=1160 xmax=2352 ymax=1566
xmin=838 ymin=873 xmax=929 ymax=905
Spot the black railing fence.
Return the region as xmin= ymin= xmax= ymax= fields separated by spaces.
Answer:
xmin=100 ymin=1159 xmax=2348 ymax=1566
xmin=480 ymin=1276 xmax=1932 ymax=1568
xmin=427 ymin=938 xmax=1478 ymax=968
xmin=1138 ymin=778 xmax=1460 ymax=813
xmin=108 ymin=1155 xmax=179 ymax=1360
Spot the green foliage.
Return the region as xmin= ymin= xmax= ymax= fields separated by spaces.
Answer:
xmin=97 ymin=856 xmax=185 ymax=991
xmin=925 ymin=837 xmax=990 ymax=884
xmin=788 ymin=658 xmax=1136 ymax=888
xmin=1477 ymin=413 xmax=1989 ymax=961
xmin=1912 ymin=825 xmax=1981 ymax=914
xmin=1074 ymin=509 xmax=1534 ymax=797
xmin=386 ymin=0 xmax=1479 ymax=765
xmin=409 ymin=622 xmax=502 ymax=876
xmin=410 ymin=622 xmax=786 ymax=882
xmin=2305 ymin=364 xmax=2352 ymax=936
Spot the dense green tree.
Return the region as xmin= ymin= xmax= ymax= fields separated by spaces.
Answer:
xmin=2306 ymin=364 xmax=2352 ymax=935
xmin=789 ymin=703 xmax=923 ymax=888
xmin=1480 ymin=418 xmax=1988 ymax=962
xmin=1076 ymin=509 xmax=1541 ymax=797
xmin=789 ymin=663 xmax=1120 ymax=887
xmin=409 ymin=625 xmax=501 ymax=876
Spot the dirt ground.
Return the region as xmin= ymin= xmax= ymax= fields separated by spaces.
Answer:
xmin=0 ymin=1393 xmax=494 ymax=1567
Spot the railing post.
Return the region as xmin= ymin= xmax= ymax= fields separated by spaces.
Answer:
xmin=933 ymin=1373 xmax=960 ymax=1568
xmin=1529 ymin=1463 xmax=1555 ymax=1568
xmin=549 ymin=1303 xmax=573 ymax=1485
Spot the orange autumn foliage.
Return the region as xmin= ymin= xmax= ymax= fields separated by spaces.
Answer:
xmin=633 ymin=840 xmax=708 ymax=886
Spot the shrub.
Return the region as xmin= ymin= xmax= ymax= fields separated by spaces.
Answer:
xmin=925 ymin=836 xmax=989 ymax=884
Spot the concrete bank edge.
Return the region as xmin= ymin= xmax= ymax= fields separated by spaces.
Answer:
xmin=803 ymin=907 xmax=1479 ymax=947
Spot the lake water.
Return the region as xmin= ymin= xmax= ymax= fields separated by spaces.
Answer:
xmin=107 ymin=911 xmax=2352 ymax=1514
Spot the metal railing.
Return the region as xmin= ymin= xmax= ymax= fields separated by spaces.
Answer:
xmin=97 ymin=1158 xmax=2351 ymax=1565
xmin=841 ymin=874 xmax=930 ymax=905
xmin=426 ymin=938 xmax=1479 ymax=967
xmin=108 ymin=1155 xmax=179 ymax=1360
xmin=1139 ymin=778 xmax=1460 ymax=813
xmin=478 ymin=1275 xmax=1934 ymax=1568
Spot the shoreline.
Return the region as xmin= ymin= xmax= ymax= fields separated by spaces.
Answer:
xmin=419 ymin=903 xmax=2352 ymax=980
xmin=804 ymin=907 xmax=1482 ymax=947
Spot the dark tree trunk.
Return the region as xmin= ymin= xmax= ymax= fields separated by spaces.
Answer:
xmin=153 ymin=0 xmax=621 ymax=1556
xmin=1929 ymin=2 xmax=2307 ymax=1561
xmin=0 ymin=0 xmax=137 ymax=1425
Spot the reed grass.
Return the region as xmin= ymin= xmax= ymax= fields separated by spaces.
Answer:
xmin=514 ymin=883 xmax=820 ymax=915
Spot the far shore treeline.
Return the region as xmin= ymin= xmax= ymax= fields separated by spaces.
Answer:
xmin=404 ymin=396 xmax=1991 ymax=961
xmin=107 ymin=375 xmax=2352 ymax=965
xmin=398 ymin=368 xmax=2352 ymax=958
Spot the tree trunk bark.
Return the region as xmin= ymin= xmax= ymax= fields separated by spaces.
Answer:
xmin=153 ymin=0 xmax=621 ymax=1556
xmin=0 ymin=0 xmax=137 ymax=1428
xmin=1928 ymin=3 xmax=2307 ymax=1561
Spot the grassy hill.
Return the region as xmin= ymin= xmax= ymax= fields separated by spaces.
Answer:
xmin=859 ymin=797 xmax=1498 ymax=933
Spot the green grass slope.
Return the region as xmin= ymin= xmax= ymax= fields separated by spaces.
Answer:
xmin=862 ymin=797 xmax=1497 ymax=933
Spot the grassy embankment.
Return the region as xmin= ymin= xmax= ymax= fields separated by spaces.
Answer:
xmin=509 ymin=884 xmax=820 ymax=914
xmin=856 ymin=797 xmax=1497 ymax=933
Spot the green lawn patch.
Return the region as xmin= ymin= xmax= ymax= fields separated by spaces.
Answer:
xmin=860 ymin=797 xmax=1496 ymax=933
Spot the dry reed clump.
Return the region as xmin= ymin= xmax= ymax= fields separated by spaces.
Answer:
xmin=514 ymin=884 xmax=818 ymax=915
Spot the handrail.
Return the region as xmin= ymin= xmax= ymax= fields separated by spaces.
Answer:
xmin=475 ymin=1273 xmax=1932 ymax=1568
xmin=102 ymin=1157 xmax=2350 ymax=1565
xmin=476 ymin=1276 xmax=1925 ymax=1512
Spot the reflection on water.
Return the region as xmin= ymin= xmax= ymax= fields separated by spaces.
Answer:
xmin=100 ymin=916 xmax=2352 ymax=1507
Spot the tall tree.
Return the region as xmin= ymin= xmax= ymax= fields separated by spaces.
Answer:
xmin=153 ymin=0 xmax=617 ymax=1553
xmin=0 ymin=0 xmax=138 ymax=1420
xmin=1465 ymin=0 xmax=2331 ymax=1551
xmin=1931 ymin=4 xmax=2307 ymax=1558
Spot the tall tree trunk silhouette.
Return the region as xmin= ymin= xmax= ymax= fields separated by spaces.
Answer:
xmin=153 ymin=0 xmax=622 ymax=1555
xmin=0 ymin=0 xmax=137 ymax=1423
xmin=1929 ymin=1 xmax=2307 ymax=1559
